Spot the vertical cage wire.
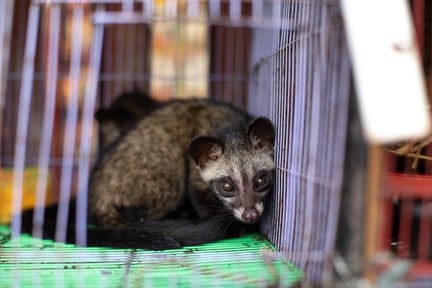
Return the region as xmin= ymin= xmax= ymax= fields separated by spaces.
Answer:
xmin=5 ymin=2 xmax=104 ymax=243
xmin=75 ymin=7 xmax=105 ymax=246
xmin=0 ymin=0 xmax=14 ymax=163
xmin=32 ymin=4 xmax=61 ymax=239
xmin=250 ymin=1 xmax=351 ymax=286
xmin=10 ymin=3 xmax=41 ymax=239
xmin=55 ymin=5 xmax=85 ymax=244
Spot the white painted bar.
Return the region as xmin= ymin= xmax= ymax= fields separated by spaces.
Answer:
xmin=341 ymin=0 xmax=430 ymax=143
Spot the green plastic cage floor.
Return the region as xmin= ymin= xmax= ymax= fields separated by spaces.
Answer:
xmin=0 ymin=225 xmax=302 ymax=287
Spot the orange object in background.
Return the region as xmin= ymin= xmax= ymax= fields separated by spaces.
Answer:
xmin=0 ymin=168 xmax=53 ymax=224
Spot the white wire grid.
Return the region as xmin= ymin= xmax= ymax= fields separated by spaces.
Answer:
xmin=248 ymin=2 xmax=351 ymax=285
xmin=0 ymin=0 xmax=350 ymax=286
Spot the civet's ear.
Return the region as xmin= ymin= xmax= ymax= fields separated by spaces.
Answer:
xmin=247 ymin=117 xmax=275 ymax=150
xmin=189 ymin=136 xmax=224 ymax=169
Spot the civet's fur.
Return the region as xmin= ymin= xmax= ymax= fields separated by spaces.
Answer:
xmin=21 ymin=98 xmax=275 ymax=249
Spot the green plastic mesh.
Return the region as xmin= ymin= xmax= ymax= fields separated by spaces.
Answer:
xmin=0 ymin=226 xmax=302 ymax=287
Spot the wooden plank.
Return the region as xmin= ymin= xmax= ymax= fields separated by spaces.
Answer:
xmin=364 ymin=145 xmax=383 ymax=281
xmin=385 ymin=173 xmax=432 ymax=199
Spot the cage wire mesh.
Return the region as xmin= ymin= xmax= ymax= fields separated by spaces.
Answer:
xmin=249 ymin=1 xmax=351 ymax=284
xmin=0 ymin=0 xmax=351 ymax=286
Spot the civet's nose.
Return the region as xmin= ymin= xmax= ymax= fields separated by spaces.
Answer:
xmin=242 ymin=208 xmax=260 ymax=224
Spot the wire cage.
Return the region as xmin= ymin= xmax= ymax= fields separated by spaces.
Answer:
xmin=0 ymin=0 xmax=353 ymax=286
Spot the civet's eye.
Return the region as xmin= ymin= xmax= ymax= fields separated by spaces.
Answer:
xmin=254 ymin=171 xmax=272 ymax=192
xmin=221 ymin=181 xmax=234 ymax=192
xmin=219 ymin=178 xmax=236 ymax=197
xmin=256 ymin=176 xmax=268 ymax=187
